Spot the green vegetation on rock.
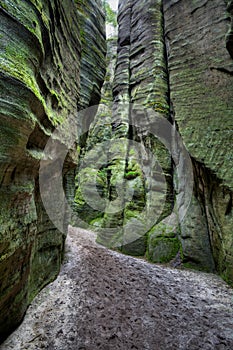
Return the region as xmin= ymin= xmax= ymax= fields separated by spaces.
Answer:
xmin=0 ymin=0 xmax=106 ymax=340
xmin=105 ymin=2 xmax=117 ymax=27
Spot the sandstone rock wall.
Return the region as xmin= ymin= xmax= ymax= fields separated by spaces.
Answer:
xmin=0 ymin=0 xmax=105 ymax=340
xmin=164 ymin=0 xmax=233 ymax=283
xmin=76 ymin=0 xmax=106 ymax=111
xmin=74 ymin=0 xmax=233 ymax=285
xmin=74 ymin=0 xmax=176 ymax=257
xmin=74 ymin=36 xmax=117 ymax=228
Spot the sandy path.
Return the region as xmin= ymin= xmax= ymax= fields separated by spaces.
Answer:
xmin=1 ymin=226 xmax=233 ymax=350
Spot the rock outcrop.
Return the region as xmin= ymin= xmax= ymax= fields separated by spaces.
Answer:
xmin=74 ymin=0 xmax=233 ymax=286
xmin=76 ymin=0 xmax=106 ymax=111
xmin=0 ymin=0 xmax=233 ymax=343
xmin=74 ymin=0 xmax=177 ymax=259
xmin=0 ymin=0 xmax=105 ymax=340
xmin=164 ymin=0 xmax=233 ymax=283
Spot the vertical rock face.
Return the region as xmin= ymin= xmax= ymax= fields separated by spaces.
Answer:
xmin=74 ymin=37 xmax=118 ymax=231
xmin=164 ymin=0 xmax=233 ymax=283
xmin=74 ymin=0 xmax=178 ymax=258
xmin=0 ymin=0 xmax=105 ymax=340
xmin=110 ymin=0 xmax=174 ymax=255
xmin=75 ymin=0 xmax=233 ymax=285
xmin=76 ymin=0 xmax=106 ymax=111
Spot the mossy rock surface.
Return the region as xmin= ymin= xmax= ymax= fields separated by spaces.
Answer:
xmin=121 ymin=235 xmax=147 ymax=257
xmin=147 ymin=236 xmax=180 ymax=264
xmin=0 ymin=0 xmax=106 ymax=339
xmin=164 ymin=0 xmax=233 ymax=284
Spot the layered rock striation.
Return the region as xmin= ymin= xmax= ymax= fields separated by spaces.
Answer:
xmin=75 ymin=0 xmax=233 ymax=285
xmin=1 ymin=0 xmax=232 ymax=343
xmin=74 ymin=0 xmax=177 ymax=257
xmin=0 ymin=0 xmax=105 ymax=340
xmin=164 ymin=0 xmax=233 ymax=283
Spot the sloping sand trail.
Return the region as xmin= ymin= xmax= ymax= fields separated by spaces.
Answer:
xmin=1 ymin=226 xmax=233 ymax=350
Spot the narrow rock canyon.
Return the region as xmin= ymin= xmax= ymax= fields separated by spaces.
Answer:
xmin=0 ymin=0 xmax=233 ymax=348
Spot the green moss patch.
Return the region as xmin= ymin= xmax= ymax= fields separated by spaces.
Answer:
xmin=147 ymin=235 xmax=180 ymax=263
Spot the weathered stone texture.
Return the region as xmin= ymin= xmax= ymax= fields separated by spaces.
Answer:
xmin=164 ymin=0 xmax=233 ymax=282
xmin=74 ymin=36 xmax=117 ymax=225
xmin=74 ymin=0 xmax=176 ymax=258
xmin=164 ymin=0 xmax=233 ymax=187
xmin=0 ymin=0 xmax=105 ymax=340
xmin=76 ymin=0 xmax=106 ymax=111
xmin=75 ymin=0 xmax=233 ymax=285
